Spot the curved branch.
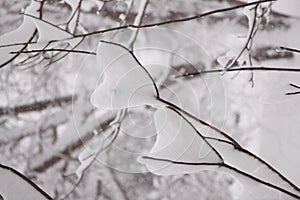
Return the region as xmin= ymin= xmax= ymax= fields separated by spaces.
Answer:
xmin=167 ymin=106 xmax=224 ymax=162
xmin=0 ymin=164 xmax=53 ymax=199
xmin=100 ymin=34 xmax=300 ymax=196
xmin=140 ymin=156 xmax=300 ymax=199
xmin=100 ymin=40 xmax=160 ymax=99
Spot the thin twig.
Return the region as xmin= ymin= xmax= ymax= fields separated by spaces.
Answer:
xmin=100 ymin=40 xmax=160 ymax=98
xmin=226 ymin=4 xmax=259 ymax=69
xmin=102 ymin=40 xmax=300 ymax=196
xmin=141 ymin=156 xmax=300 ymax=199
xmin=157 ymin=97 xmax=242 ymax=148
xmin=0 ymin=41 xmax=37 ymax=48
xmin=157 ymin=95 xmax=300 ymax=195
xmin=0 ymin=164 xmax=52 ymax=199
xmin=0 ymin=0 xmax=276 ymax=56
xmin=167 ymin=106 xmax=224 ymax=162
xmin=285 ymin=91 xmax=300 ymax=96
xmin=285 ymin=83 xmax=300 ymax=96
xmin=74 ymin=0 xmax=83 ymax=34
xmin=277 ymin=46 xmax=300 ymax=54
xmin=127 ymin=0 xmax=149 ymax=50
xmin=72 ymin=0 xmax=275 ymax=38
xmin=289 ymin=83 xmax=300 ymax=89
xmin=22 ymin=13 xmax=75 ymax=37
xmin=41 ymin=37 xmax=85 ymax=68
xmin=10 ymin=49 xmax=96 ymax=55
xmin=60 ymin=123 xmax=122 ymax=200
xmin=106 ymin=128 xmax=130 ymax=200
xmin=177 ymin=66 xmax=300 ymax=78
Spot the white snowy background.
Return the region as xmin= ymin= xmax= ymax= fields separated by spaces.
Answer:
xmin=0 ymin=0 xmax=299 ymax=199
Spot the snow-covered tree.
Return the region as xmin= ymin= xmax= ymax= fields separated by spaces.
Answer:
xmin=0 ymin=0 xmax=300 ymax=199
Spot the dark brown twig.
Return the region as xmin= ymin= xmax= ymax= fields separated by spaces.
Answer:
xmin=141 ymin=156 xmax=300 ymax=199
xmin=178 ymin=66 xmax=300 ymax=78
xmin=10 ymin=48 xmax=96 ymax=55
xmin=74 ymin=0 xmax=275 ymax=39
xmin=277 ymin=46 xmax=300 ymax=54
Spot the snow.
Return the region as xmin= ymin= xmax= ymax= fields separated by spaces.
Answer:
xmin=29 ymin=17 xmax=81 ymax=50
xmin=76 ymin=141 xmax=103 ymax=178
xmin=0 ymin=0 xmax=81 ymax=68
xmin=0 ymin=0 xmax=39 ymax=66
xmin=271 ymin=0 xmax=300 ymax=18
xmin=238 ymin=0 xmax=300 ymax=18
xmin=1 ymin=0 xmax=300 ymax=199
xmin=138 ymin=107 xmax=221 ymax=175
xmin=0 ymin=165 xmax=51 ymax=200
xmin=90 ymin=41 xmax=162 ymax=110
xmin=139 ymin=107 xmax=300 ymax=199
xmin=64 ymin=0 xmax=80 ymax=33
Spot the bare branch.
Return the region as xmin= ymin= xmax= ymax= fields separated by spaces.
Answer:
xmin=127 ymin=0 xmax=149 ymax=50
xmin=0 ymin=164 xmax=53 ymax=199
xmin=226 ymin=4 xmax=259 ymax=69
xmin=100 ymin=40 xmax=160 ymax=98
xmin=289 ymin=83 xmax=300 ymax=89
xmin=74 ymin=0 xmax=275 ymax=38
xmin=141 ymin=156 xmax=300 ymax=199
xmin=0 ymin=1 xmax=45 ymax=69
xmin=178 ymin=66 xmax=300 ymax=78
xmin=285 ymin=83 xmax=300 ymax=96
xmin=277 ymin=46 xmax=300 ymax=54
xmin=0 ymin=95 xmax=73 ymax=117
xmin=107 ymin=40 xmax=300 ymax=197
xmin=10 ymin=48 xmax=96 ymax=55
